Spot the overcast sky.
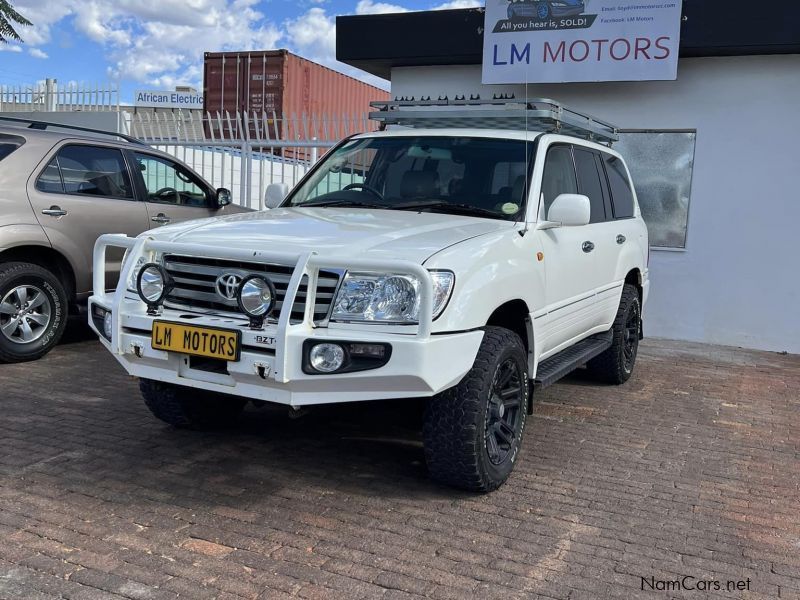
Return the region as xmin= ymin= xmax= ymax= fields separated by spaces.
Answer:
xmin=0 ymin=0 xmax=480 ymax=101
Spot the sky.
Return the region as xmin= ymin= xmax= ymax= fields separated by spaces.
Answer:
xmin=0 ymin=0 xmax=481 ymax=102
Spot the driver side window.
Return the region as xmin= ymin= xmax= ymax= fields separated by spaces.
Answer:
xmin=134 ymin=153 xmax=209 ymax=207
xmin=306 ymin=146 xmax=374 ymax=200
xmin=541 ymin=145 xmax=578 ymax=217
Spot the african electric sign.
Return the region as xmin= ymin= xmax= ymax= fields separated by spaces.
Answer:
xmin=482 ymin=0 xmax=683 ymax=84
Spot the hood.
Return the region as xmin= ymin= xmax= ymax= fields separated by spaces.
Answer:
xmin=146 ymin=207 xmax=514 ymax=264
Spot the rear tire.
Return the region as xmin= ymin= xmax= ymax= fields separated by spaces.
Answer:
xmin=139 ymin=378 xmax=247 ymax=429
xmin=587 ymin=283 xmax=641 ymax=384
xmin=423 ymin=327 xmax=529 ymax=492
xmin=0 ymin=262 xmax=68 ymax=363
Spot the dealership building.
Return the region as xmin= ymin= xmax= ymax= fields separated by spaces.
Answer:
xmin=337 ymin=1 xmax=800 ymax=353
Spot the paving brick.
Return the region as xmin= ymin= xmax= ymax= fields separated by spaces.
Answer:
xmin=0 ymin=330 xmax=798 ymax=599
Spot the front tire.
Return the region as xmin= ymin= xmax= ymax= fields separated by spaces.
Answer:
xmin=140 ymin=379 xmax=247 ymax=429
xmin=536 ymin=1 xmax=551 ymax=19
xmin=423 ymin=327 xmax=529 ymax=492
xmin=0 ymin=262 xmax=68 ymax=363
xmin=587 ymin=283 xmax=641 ymax=384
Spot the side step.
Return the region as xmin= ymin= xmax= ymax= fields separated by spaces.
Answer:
xmin=534 ymin=331 xmax=613 ymax=389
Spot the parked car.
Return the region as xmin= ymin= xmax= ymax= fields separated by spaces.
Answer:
xmin=507 ymin=0 xmax=585 ymax=20
xmin=0 ymin=118 xmax=248 ymax=363
xmin=89 ymin=99 xmax=649 ymax=492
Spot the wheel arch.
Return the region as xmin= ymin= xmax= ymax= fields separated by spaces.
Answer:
xmin=486 ymin=299 xmax=531 ymax=352
xmin=625 ymin=268 xmax=643 ymax=302
xmin=0 ymin=245 xmax=77 ymax=303
xmin=624 ymin=268 xmax=644 ymax=339
xmin=485 ymin=299 xmax=536 ymax=414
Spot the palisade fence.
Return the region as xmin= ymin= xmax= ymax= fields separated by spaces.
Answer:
xmin=128 ymin=110 xmax=378 ymax=209
xmin=0 ymin=80 xmax=119 ymax=112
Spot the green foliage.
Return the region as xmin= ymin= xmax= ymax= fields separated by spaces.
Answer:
xmin=0 ymin=0 xmax=32 ymax=44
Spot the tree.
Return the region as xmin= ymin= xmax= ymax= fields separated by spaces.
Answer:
xmin=0 ymin=0 xmax=31 ymax=44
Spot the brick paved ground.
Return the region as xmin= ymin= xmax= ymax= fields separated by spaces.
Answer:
xmin=0 ymin=323 xmax=798 ymax=600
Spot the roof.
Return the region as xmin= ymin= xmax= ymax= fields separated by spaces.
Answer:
xmin=337 ymin=3 xmax=800 ymax=80
xmin=0 ymin=121 xmax=145 ymax=149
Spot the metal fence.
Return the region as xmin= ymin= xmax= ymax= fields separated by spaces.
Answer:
xmin=129 ymin=110 xmax=377 ymax=209
xmin=0 ymin=80 xmax=119 ymax=112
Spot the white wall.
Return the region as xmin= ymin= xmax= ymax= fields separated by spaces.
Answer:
xmin=392 ymin=56 xmax=800 ymax=353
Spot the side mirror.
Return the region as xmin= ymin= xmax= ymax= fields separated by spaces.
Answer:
xmin=215 ymin=188 xmax=232 ymax=208
xmin=547 ymin=193 xmax=591 ymax=227
xmin=265 ymin=182 xmax=289 ymax=209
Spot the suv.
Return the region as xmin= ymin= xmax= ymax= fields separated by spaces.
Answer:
xmin=0 ymin=118 xmax=247 ymax=363
xmin=89 ymin=100 xmax=649 ymax=492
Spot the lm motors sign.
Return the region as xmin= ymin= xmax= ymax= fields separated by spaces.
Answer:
xmin=134 ymin=90 xmax=203 ymax=109
xmin=482 ymin=0 xmax=683 ymax=83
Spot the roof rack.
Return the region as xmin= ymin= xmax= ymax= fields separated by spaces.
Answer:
xmin=369 ymin=96 xmax=619 ymax=144
xmin=0 ymin=116 xmax=147 ymax=146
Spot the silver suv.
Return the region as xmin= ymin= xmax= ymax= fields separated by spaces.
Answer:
xmin=0 ymin=118 xmax=247 ymax=363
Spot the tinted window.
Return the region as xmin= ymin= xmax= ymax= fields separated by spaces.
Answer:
xmin=573 ymin=148 xmax=606 ymax=223
xmin=55 ymin=145 xmax=133 ymax=199
xmin=36 ymin=157 xmax=64 ymax=193
xmin=134 ymin=153 xmax=209 ymax=207
xmin=604 ymin=154 xmax=635 ymax=218
xmin=541 ymin=146 xmax=577 ymax=216
xmin=0 ymin=143 xmax=20 ymax=161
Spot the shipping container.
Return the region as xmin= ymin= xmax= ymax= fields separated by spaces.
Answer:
xmin=203 ymin=49 xmax=389 ymax=142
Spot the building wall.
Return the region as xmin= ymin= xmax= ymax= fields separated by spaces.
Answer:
xmin=391 ymin=55 xmax=800 ymax=353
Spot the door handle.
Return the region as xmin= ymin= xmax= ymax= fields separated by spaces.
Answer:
xmin=582 ymin=241 xmax=595 ymax=253
xmin=42 ymin=206 xmax=67 ymax=217
xmin=151 ymin=213 xmax=171 ymax=224
xmin=616 ymin=234 xmax=626 ymax=245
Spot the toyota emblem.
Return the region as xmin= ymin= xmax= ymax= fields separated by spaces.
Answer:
xmin=215 ymin=273 xmax=243 ymax=301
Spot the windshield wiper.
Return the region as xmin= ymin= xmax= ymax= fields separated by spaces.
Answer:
xmin=393 ymin=200 xmax=506 ymax=220
xmin=298 ymin=199 xmax=387 ymax=209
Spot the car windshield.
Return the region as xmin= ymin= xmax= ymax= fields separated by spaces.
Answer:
xmin=286 ymin=136 xmax=534 ymax=220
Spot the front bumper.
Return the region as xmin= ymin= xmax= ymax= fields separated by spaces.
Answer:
xmin=89 ymin=234 xmax=483 ymax=407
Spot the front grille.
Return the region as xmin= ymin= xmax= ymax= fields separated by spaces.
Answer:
xmin=162 ymin=255 xmax=341 ymax=324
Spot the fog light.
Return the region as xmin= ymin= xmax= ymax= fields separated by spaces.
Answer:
xmin=136 ymin=263 xmax=171 ymax=313
xmin=309 ymin=343 xmax=345 ymax=373
xmin=103 ymin=311 xmax=113 ymax=340
xmin=237 ymin=275 xmax=276 ymax=327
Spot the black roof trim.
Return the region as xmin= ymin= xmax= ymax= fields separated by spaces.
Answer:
xmin=337 ymin=4 xmax=800 ymax=80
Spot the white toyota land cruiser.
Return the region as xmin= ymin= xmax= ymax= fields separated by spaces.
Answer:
xmin=89 ymin=99 xmax=649 ymax=492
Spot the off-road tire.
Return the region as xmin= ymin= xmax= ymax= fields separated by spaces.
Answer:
xmin=587 ymin=283 xmax=641 ymax=384
xmin=139 ymin=378 xmax=247 ymax=429
xmin=0 ymin=262 xmax=68 ymax=363
xmin=423 ymin=327 xmax=529 ymax=492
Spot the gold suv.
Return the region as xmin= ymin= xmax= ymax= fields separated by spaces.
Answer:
xmin=0 ymin=117 xmax=248 ymax=362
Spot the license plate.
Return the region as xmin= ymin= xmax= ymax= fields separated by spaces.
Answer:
xmin=151 ymin=321 xmax=241 ymax=361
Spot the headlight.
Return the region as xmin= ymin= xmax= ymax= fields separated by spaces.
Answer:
xmin=136 ymin=263 xmax=171 ymax=309
xmin=126 ymin=252 xmax=162 ymax=292
xmin=237 ymin=275 xmax=276 ymax=318
xmin=332 ymin=270 xmax=454 ymax=324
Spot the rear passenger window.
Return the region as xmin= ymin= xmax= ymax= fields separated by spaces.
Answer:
xmin=573 ymin=148 xmax=606 ymax=223
xmin=0 ymin=143 xmax=20 ymax=161
xmin=36 ymin=157 xmax=64 ymax=193
xmin=38 ymin=145 xmax=134 ymax=199
xmin=603 ymin=154 xmax=635 ymax=218
xmin=541 ymin=146 xmax=577 ymax=216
